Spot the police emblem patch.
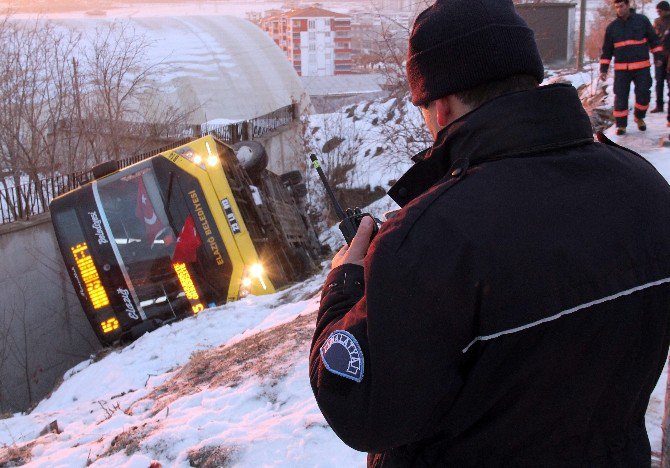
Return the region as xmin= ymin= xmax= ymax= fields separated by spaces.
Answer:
xmin=320 ymin=330 xmax=364 ymax=383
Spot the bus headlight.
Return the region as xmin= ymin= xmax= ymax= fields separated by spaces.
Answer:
xmin=239 ymin=276 xmax=252 ymax=298
xmin=249 ymin=263 xmax=264 ymax=277
xmin=180 ymin=152 xmax=207 ymax=170
xmin=239 ymin=262 xmax=267 ymax=298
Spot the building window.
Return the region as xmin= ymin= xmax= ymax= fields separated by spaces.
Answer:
xmin=325 ymin=31 xmax=331 ymax=37
xmin=308 ymin=20 xmax=316 ymax=29
xmin=309 ymin=43 xmax=316 ymax=51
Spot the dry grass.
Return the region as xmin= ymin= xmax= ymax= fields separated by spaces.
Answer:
xmin=187 ymin=445 xmax=238 ymax=468
xmin=0 ymin=441 xmax=36 ymax=467
xmin=102 ymin=423 xmax=151 ymax=457
xmin=12 ymin=303 xmax=320 ymax=466
xmin=130 ymin=311 xmax=317 ymax=417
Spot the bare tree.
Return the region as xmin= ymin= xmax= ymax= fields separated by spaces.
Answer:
xmin=0 ymin=16 xmax=196 ymax=209
xmin=585 ymin=0 xmax=613 ymax=61
xmin=0 ymin=19 xmax=85 ymax=215
xmin=362 ymin=11 xmax=432 ymax=166
xmin=74 ymin=21 xmax=192 ymax=165
xmin=302 ymin=111 xmax=367 ymax=226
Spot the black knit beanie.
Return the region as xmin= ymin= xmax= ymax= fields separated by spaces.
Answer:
xmin=407 ymin=0 xmax=544 ymax=107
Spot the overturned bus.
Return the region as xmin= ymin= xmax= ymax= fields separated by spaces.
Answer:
xmin=50 ymin=135 xmax=320 ymax=345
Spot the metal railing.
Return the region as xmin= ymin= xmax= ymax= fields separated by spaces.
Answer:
xmin=0 ymin=104 xmax=295 ymax=225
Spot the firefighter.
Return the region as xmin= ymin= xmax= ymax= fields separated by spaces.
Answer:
xmin=652 ymin=1 xmax=670 ymax=112
xmin=600 ymin=0 xmax=663 ymax=135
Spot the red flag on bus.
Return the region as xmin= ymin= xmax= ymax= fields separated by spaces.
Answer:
xmin=172 ymin=214 xmax=202 ymax=263
xmin=135 ymin=178 xmax=164 ymax=242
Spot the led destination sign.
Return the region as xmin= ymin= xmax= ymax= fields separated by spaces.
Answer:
xmin=71 ymin=242 xmax=110 ymax=310
xmin=101 ymin=318 xmax=120 ymax=333
xmin=173 ymin=262 xmax=205 ymax=314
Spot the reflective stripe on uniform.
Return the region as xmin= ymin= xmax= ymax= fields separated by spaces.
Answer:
xmin=614 ymin=60 xmax=651 ymax=70
xmin=462 ymin=276 xmax=670 ymax=353
xmin=614 ymin=38 xmax=648 ymax=48
xmin=600 ymin=58 xmax=612 ymax=65
xmin=652 ymin=46 xmax=664 ymax=53
xmin=613 ymin=109 xmax=629 ymax=117
xmin=635 ymin=102 xmax=649 ymax=110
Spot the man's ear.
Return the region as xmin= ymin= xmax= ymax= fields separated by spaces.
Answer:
xmin=435 ymin=97 xmax=452 ymax=128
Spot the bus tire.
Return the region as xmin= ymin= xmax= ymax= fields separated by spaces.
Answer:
xmin=291 ymin=182 xmax=307 ymax=199
xmin=232 ymin=140 xmax=268 ymax=179
xmin=280 ymin=170 xmax=302 ymax=186
xmin=92 ymin=160 xmax=119 ymax=180
xmin=289 ymin=246 xmax=315 ymax=280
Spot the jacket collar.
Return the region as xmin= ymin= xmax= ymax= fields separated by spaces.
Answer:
xmin=388 ymin=84 xmax=594 ymax=207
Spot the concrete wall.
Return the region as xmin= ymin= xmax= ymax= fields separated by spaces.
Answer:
xmin=0 ymin=214 xmax=100 ymax=414
xmin=260 ymin=120 xmax=307 ymax=176
xmin=517 ymin=3 xmax=577 ymax=67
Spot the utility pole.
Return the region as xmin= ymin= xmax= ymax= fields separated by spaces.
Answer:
xmin=577 ymin=0 xmax=587 ymax=69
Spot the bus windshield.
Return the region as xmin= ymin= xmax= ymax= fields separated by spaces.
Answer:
xmin=94 ymin=161 xmax=229 ymax=320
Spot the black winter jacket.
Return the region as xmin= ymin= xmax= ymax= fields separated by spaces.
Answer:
xmin=309 ymin=84 xmax=670 ymax=467
xmin=600 ymin=11 xmax=662 ymax=73
xmin=653 ymin=16 xmax=670 ymax=40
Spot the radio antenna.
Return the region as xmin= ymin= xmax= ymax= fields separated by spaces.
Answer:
xmin=310 ymin=154 xmax=347 ymax=221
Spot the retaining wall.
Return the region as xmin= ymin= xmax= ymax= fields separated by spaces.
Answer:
xmin=0 ymin=214 xmax=100 ymax=414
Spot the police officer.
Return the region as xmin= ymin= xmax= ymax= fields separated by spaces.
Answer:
xmin=310 ymin=0 xmax=670 ymax=465
xmin=600 ymin=0 xmax=663 ymax=135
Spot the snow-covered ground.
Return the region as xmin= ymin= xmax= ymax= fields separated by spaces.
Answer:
xmin=0 ymin=270 xmax=367 ymax=467
xmin=4 ymin=67 xmax=670 ymax=466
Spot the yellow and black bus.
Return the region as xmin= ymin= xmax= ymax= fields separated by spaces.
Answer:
xmin=50 ymin=135 xmax=320 ymax=345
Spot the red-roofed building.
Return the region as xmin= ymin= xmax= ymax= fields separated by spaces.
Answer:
xmin=260 ymin=7 xmax=353 ymax=76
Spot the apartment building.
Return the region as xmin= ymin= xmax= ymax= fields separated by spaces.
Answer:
xmin=260 ymin=7 xmax=353 ymax=76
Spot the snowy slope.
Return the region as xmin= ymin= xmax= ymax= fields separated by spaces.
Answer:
xmin=0 ymin=269 xmax=366 ymax=467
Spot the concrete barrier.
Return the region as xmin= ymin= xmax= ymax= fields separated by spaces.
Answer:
xmin=259 ymin=119 xmax=307 ymax=176
xmin=0 ymin=213 xmax=100 ymax=414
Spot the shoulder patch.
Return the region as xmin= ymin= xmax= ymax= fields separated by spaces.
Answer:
xmin=319 ymin=330 xmax=364 ymax=383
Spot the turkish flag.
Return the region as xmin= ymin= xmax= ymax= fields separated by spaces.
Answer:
xmin=172 ymin=214 xmax=202 ymax=264
xmin=135 ymin=177 xmax=164 ymax=242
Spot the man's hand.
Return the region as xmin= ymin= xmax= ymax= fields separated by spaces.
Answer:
xmin=331 ymin=216 xmax=375 ymax=269
xmin=599 ymin=72 xmax=608 ymax=82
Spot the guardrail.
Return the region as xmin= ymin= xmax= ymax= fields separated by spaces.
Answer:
xmin=0 ymin=104 xmax=295 ymax=225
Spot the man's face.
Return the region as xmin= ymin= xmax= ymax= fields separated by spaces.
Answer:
xmin=420 ymin=101 xmax=441 ymax=141
xmin=614 ymin=1 xmax=629 ymax=18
